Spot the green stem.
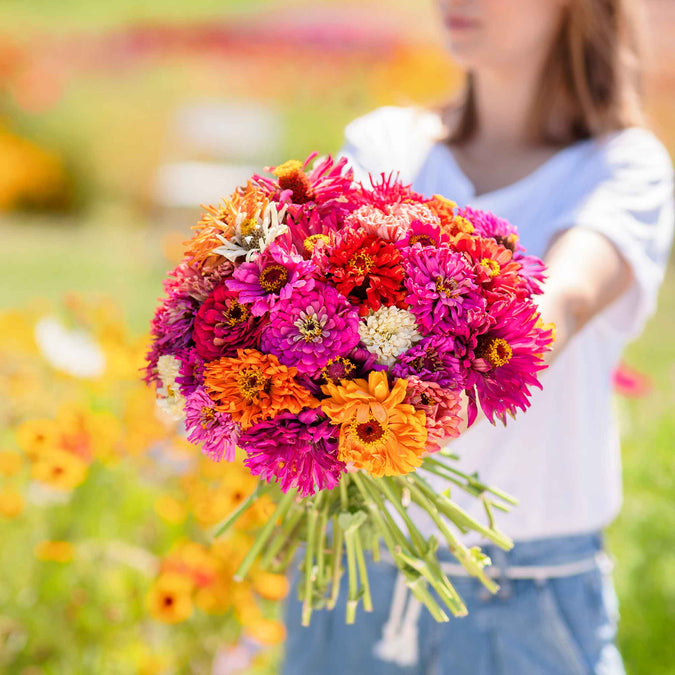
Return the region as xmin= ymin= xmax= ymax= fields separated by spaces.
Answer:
xmin=315 ymin=497 xmax=330 ymax=591
xmin=327 ymin=513 xmax=344 ymax=610
xmin=301 ymin=497 xmax=321 ymax=626
xmin=344 ymin=525 xmax=360 ymax=623
xmin=213 ymin=482 xmax=272 ymax=538
xmin=233 ymin=487 xmax=297 ymax=582
xmin=354 ymin=528 xmax=372 ymax=612
xmin=380 ymin=477 xmax=428 ymax=554
xmin=260 ymin=505 xmax=304 ymax=569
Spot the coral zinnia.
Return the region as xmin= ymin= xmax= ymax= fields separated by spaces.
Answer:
xmin=404 ymin=245 xmax=486 ymax=335
xmin=403 ymin=376 xmax=462 ymax=452
xmin=192 ymin=285 xmax=262 ymax=361
xmin=328 ymin=231 xmax=406 ymax=316
xmin=320 ymin=371 xmax=427 ymax=477
xmin=261 ymin=283 xmax=360 ymax=375
xmin=203 ymin=349 xmax=319 ymax=430
xmin=239 ymin=408 xmax=344 ymax=497
xmin=226 ymin=243 xmax=315 ymax=316
xmin=184 ymin=387 xmax=240 ymax=462
xmin=464 ymin=300 xmax=554 ymax=424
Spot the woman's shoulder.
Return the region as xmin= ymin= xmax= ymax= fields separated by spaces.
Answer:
xmin=340 ymin=105 xmax=445 ymax=182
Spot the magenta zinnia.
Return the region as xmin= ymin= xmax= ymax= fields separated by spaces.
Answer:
xmin=239 ymin=408 xmax=344 ymax=497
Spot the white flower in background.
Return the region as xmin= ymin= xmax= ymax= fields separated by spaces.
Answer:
xmin=358 ymin=307 xmax=422 ymax=366
xmin=156 ymin=354 xmax=186 ymax=420
xmin=213 ymin=201 xmax=288 ymax=262
xmin=34 ymin=316 xmax=106 ymax=379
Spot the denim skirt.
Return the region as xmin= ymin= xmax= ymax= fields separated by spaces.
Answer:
xmin=280 ymin=531 xmax=625 ymax=675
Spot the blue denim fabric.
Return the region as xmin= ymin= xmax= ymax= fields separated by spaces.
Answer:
xmin=281 ymin=532 xmax=624 ymax=675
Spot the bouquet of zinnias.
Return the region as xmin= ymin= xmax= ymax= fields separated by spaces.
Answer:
xmin=145 ymin=153 xmax=554 ymax=625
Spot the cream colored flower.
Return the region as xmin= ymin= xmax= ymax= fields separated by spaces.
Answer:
xmin=358 ymin=306 xmax=421 ymax=366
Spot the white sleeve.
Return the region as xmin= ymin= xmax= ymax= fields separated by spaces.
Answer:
xmin=557 ymin=128 xmax=674 ymax=339
xmin=336 ymin=105 xmax=443 ymax=186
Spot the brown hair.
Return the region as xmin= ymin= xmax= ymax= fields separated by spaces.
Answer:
xmin=442 ymin=0 xmax=647 ymax=146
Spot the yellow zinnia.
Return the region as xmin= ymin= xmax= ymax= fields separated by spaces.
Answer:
xmin=146 ymin=573 xmax=194 ymax=624
xmin=321 ymin=371 xmax=427 ymax=477
xmin=31 ymin=448 xmax=88 ymax=490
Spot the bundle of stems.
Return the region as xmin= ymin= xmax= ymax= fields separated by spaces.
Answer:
xmin=213 ymin=448 xmax=517 ymax=625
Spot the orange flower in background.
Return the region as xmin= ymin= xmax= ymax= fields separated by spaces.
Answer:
xmin=203 ymin=349 xmax=319 ymax=430
xmin=34 ymin=540 xmax=74 ymax=563
xmin=244 ymin=617 xmax=287 ymax=646
xmin=31 ymin=448 xmax=88 ymax=490
xmin=0 ymin=450 xmax=23 ymax=477
xmin=252 ymin=570 xmax=290 ymax=602
xmin=0 ymin=488 xmax=24 ymax=518
xmin=426 ymin=194 xmax=475 ymax=239
xmin=16 ymin=417 xmax=59 ymax=460
xmin=321 ymin=371 xmax=428 ymax=477
xmin=146 ymin=573 xmax=194 ymax=624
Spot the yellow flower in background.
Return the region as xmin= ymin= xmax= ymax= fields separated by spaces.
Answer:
xmin=0 ymin=450 xmax=23 ymax=477
xmin=0 ymin=489 xmax=24 ymax=518
xmin=154 ymin=495 xmax=187 ymax=525
xmin=244 ymin=618 xmax=287 ymax=646
xmin=251 ymin=571 xmax=290 ymax=602
xmin=16 ymin=417 xmax=59 ymax=460
xmin=195 ymin=583 xmax=232 ymax=614
xmin=31 ymin=448 xmax=88 ymax=490
xmin=146 ymin=573 xmax=194 ymax=624
xmin=35 ymin=540 xmax=74 ymax=563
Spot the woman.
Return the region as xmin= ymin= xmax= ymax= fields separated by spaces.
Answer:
xmin=282 ymin=0 xmax=674 ymax=673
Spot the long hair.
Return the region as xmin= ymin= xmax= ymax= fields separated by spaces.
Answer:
xmin=443 ymin=0 xmax=647 ymax=145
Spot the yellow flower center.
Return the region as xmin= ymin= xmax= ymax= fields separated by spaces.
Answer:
xmin=479 ymin=258 xmax=501 ymax=277
xmin=303 ymin=233 xmax=330 ymax=253
xmin=272 ymin=159 xmax=303 ymax=179
xmin=349 ymin=414 xmax=388 ymax=448
xmin=223 ymin=300 xmax=250 ymax=326
xmin=298 ymin=314 xmax=324 ymax=342
xmin=199 ymin=406 xmax=216 ymax=428
xmin=258 ymin=264 xmax=289 ymax=293
xmin=321 ymin=356 xmax=357 ymax=384
xmin=452 ymin=216 xmax=474 ymax=234
xmin=435 ymin=276 xmax=459 ymax=297
xmin=476 ymin=336 xmax=513 ymax=368
xmin=409 ymin=233 xmax=437 ymax=247
xmin=236 ymin=367 xmax=271 ymax=401
xmin=349 ymin=252 xmax=374 ymax=275
xmin=240 ymin=217 xmax=259 ymax=238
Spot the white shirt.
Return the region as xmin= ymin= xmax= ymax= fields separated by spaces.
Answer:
xmin=337 ymin=105 xmax=674 ymax=542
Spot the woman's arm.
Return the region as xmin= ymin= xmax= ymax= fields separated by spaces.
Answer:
xmin=537 ymin=227 xmax=634 ymax=365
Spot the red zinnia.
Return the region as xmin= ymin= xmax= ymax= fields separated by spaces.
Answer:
xmin=327 ymin=231 xmax=406 ymax=316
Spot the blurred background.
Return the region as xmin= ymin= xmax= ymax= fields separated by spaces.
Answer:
xmin=0 ymin=1 xmax=673 ymax=673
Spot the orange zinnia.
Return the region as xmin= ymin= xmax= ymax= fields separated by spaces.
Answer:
xmin=321 ymin=371 xmax=427 ymax=477
xmin=203 ymin=349 xmax=319 ymax=430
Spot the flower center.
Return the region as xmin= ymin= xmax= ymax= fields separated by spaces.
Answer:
xmin=411 ymin=347 xmax=443 ymax=373
xmin=223 ymin=300 xmax=250 ymax=326
xmin=450 ymin=215 xmax=474 ymax=235
xmin=321 ymin=356 xmax=357 ymax=384
xmin=258 ymin=263 xmax=289 ymax=293
xmin=409 ymin=234 xmax=437 ymax=247
xmin=494 ymin=233 xmax=518 ymax=252
xmin=435 ymin=276 xmax=459 ymax=297
xmin=240 ymin=217 xmax=259 ymax=238
xmin=273 ymin=160 xmax=314 ymax=203
xmin=199 ymin=405 xmax=216 ymax=428
xmin=476 ymin=336 xmax=512 ymax=368
xmin=303 ymin=233 xmax=330 ymax=253
xmin=295 ymin=311 xmax=326 ymax=343
xmin=236 ymin=367 xmax=271 ymax=401
xmin=350 ymin=415 xmax=388 ymax=448
xmin=479 ymin=258 xmax=501 ymax=277
xmin=419 ymin=392 xmax=433 ymax=406
xmin=349 ymin=252 xmax=374 ymax=275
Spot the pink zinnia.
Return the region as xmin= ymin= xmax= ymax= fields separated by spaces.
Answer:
xmin=184 ymin=387 xmax=240 ymax=461
xmin=192 ymin=285 xmax=263 ymax=361
xmin=404 ymin=376 xmax=463 ymax=451
xmin=464 ymin=300 xmax=554 ymax=424
xmin=404 ymin=245 xmax=487 ymax=335
xmin=226 ymin=243 xmax=315 ymax=316
xmin=261 ymin=283 xmax=360 ymax=375
xmin=392 ymin=335 xmax=464 ymax=389
xmin=239 ymin=408 xmax=344 ymax=497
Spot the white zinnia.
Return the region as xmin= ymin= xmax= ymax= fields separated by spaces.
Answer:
xmin=212 ymin=201 xmax=288 ymax=262
xmin=156 ymin=354 xmax=185 ymax=421
xmin=358 ymin=307 xmax=422 ymax=367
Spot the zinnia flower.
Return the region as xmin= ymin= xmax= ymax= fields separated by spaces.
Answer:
xmin=261 ymin=284 xmax=360 ymax=375
xmin=192 ymin=285 xmax=262 ymax=361
xmin=404 ymin=245 xmax=486 ymax=335
xmin=396 ymin=219 xmax=449 ymax=251
xmin=239 ymin=408 xmax=344 ymax=497
xmin=327 ymin=231 xmax=406 ymax=316
xmin=184 ymin=387 xmax=240 ymax=462
xmin=358 ymin=306 xmax=421 ymax=366
xmin=464 ymin=300 xmax=554 ymax=424
xmin=392 ymin=335 xmax=464 ymax=389
xmin=320 ymin=371 xmax=427 ymax=477
xmin=203 ymin=349 xmax=319 ymax=430
xmin=345 ymin=201 xmax=440 ymax=242
xmin=176 ymin=349 xmax=205 ymax=397
xmin=226 ymin=243 xmax=315 ymax=316
xmin=403 ymin=376 xmax=462 ymax=451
